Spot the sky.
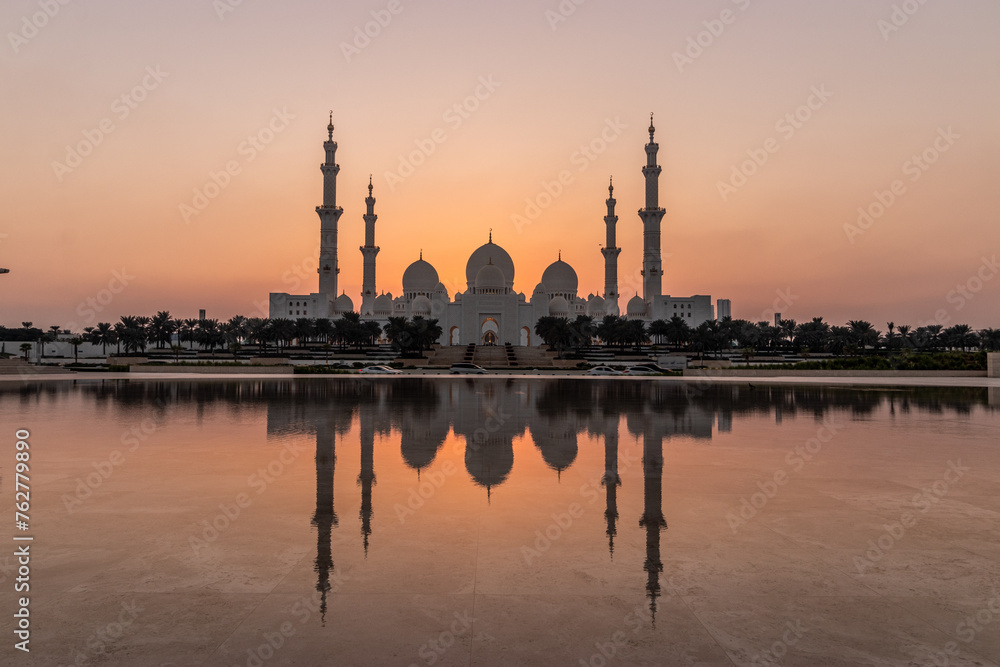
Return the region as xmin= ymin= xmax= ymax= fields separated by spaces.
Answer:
xmin=1 ymin=0 xmax=999 ymax=330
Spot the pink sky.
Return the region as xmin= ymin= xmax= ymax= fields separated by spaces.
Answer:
xmin=1 ymin=0 xmax=998 ymax=330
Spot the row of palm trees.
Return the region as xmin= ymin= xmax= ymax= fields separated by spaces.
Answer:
xmin=534 ymin=314 xmax=1000 ymax=356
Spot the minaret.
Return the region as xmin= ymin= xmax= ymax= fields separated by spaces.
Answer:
xmin=602 ymin=177 xmax=622 ymax=316
xmin=318 ymin=113 xmax=344 ymax=302
xmin=360 ymin=176 xmax=380 ymax=317
xmin=639 ymin=114 xmax=665 ymax=310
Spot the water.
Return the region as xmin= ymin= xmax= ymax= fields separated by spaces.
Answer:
xmin=1 ymin=378 xmax=998 ymax=666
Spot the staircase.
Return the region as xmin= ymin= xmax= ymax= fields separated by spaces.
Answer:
xmin=472 ymin=345 xmax=510 ymax=368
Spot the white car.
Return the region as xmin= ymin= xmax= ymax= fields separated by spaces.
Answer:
xmin=625 ymin=365 xmax=661 ymax=376
xmin=588 ymin=366 xmax=623 ymax=376
xmin=449 ymin=363 xmax=488 ymax=374
xmin=358 ymin=365 xmax=402 ymax=374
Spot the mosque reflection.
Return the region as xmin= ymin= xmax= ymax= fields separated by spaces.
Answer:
xmin=11 ymin=378 xmax=992 ymax=623
xmin=256 ymin=378 xmax=994 ymax=623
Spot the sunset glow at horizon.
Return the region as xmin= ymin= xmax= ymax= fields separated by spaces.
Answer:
xmin=2 ymin=0 xmax=998 ymax=329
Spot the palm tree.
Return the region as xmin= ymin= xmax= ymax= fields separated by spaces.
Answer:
xmin=978 ymin=328 xmax=1000 ymax=352
xmin=148 ymin=311 xmax=176 ymax=349
xmin=848 ymin=320 xmax=879 ymax=351
xmin=664 ymin=315 xmax=690 ymax=348
xmin=19 ymin=343 xmax=31 ymax=361
xmin=68 ymin=337 xmax=84 ymax=363
xmin=90 ymin=322 xmax=115 ymax=354
xmin=648 ymin=319 xmax=669 ymax=345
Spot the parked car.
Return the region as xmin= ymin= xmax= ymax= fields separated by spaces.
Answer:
xmin=358 ymin=365 xmax=402 ymax=374
xmin=450 ymin=363 xmax=488 ymax=374
xmin=625 ymin=365 xmax=663 ymax=376
xmin=588 ymin=366 xmax=624 ymax=376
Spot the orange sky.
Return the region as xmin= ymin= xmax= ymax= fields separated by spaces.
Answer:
xmin=1 ymin=0 xmax=999 ymax=330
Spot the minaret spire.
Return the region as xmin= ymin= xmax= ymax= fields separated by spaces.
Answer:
xmin=360 ymin=173 xmax=380 ymax=317
xmin=639 ymin=112 xmax=665 ymax=315
xmin=602 ymin=174 xmax=622 ymax=315
xmin=318 ymin=114 xmax=344 ymax=305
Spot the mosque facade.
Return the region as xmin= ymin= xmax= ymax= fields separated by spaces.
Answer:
xmin=269 ymin=115 xmax=729 ymax=346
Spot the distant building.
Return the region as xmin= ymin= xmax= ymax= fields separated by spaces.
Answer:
xmin=717 ymin=299 xmax=732 ymax=320
xmin=269 ymin=114 xmax=731 ymax=345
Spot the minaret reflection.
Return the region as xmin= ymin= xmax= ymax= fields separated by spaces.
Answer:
xmin=358 ymin=405 xmax=376 ymax=557
xmin=312 ymin=418 xmax=337 ymax=625
xmin=637 ymin=419 xmax=667 ymax=624
xmin=602 ymin=426 xmax=620 ymax=559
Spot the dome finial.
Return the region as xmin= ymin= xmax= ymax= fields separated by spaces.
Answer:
xmin=368 ymin=174 xmax=373 ymax=196
xmin=649 ymin=113 xmax=655 ymax=141
xmin=558 ymin=250 xmax=562 ymax=261
xmin=420 ymin=249 xmax=423 ymax=260
xmin=327 ymin=111 xmax=334 ymax=139
xmin=489 ymin=228 xmax=493 ymax=243
xmin=609 ymin=176 xmax=614 ymax=196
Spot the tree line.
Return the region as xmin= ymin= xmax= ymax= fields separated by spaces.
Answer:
xmin=2 ymin=312 xmax=443 ymax=360
xmin=534 ymin=315 xmax=1000 ymax=356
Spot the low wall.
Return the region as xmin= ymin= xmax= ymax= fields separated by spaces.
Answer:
xmin=989 ymin=353 xmax=1000 ymax=378
xmin=134 ymin=365 xmax=293 ymax=374
xmin=684 ymin=369 xmax=987 ymax=378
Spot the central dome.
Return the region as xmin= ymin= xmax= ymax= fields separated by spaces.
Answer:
xmin=466 ymin=239 xmax=514 ymax=290
xmin=541 ymin=258 xmax=578 ymax=295
xmin=402 ymin=257 xmax=439 ymax=294
xmin=476 ymin=261 xmax=506 ymax=291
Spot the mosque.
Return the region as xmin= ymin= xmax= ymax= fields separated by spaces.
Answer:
xmin=268 ymin=114 xmax=731 ymax=346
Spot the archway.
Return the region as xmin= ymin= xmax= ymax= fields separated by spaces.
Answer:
xmin=449 ymin=326 xmax=460 ymax=346
xmin=480 ymin=318 xmax=499 ymax=346
xmin=520 ymin=327 xmax=530 ymax=347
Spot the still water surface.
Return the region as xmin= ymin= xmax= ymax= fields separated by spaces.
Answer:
xmin=1 ymin=379 xmax=998 ymax=666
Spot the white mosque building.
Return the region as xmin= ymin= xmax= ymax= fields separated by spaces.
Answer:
xmin=269 ymin=114 xmax=730 ymax=347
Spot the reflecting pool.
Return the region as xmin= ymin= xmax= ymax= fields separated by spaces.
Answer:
xmin=1 ymin=379 xmax=998 ymax=666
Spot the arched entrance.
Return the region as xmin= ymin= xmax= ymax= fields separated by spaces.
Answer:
xmin=520 ymin=327 xmax=530 ymax=347
xmin=449 ymin=326 xmax=460 ymax=346
xmin=480 ymin=318 xmax=499 ymax=346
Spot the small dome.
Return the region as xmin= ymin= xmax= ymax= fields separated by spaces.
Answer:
xmin=402 ymin=257 xmax=439 ymax=294
xmin=434 ymin=282 xmax=448 ymax=294
xmin=541 ymin=258 xmax=578 ymax=295
xmin=587 ymin=295 xmax=606 ymax=315
xmin=335 ymin=293 xmax=354 ymax=313
xmin=549 ymin=295 xmax=570 ymax=317
xmin=627 ymin=295 xmax=647 ymax=316
xmin=476 ymin=261 xmax=506 ymax=291
xmin=411 ymin=295 xmax=432 ymax=317
xmin=533 ymin=283 xmax=547 ymax=295
xmin=374 ymin=294 xmax=392 ymax=313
